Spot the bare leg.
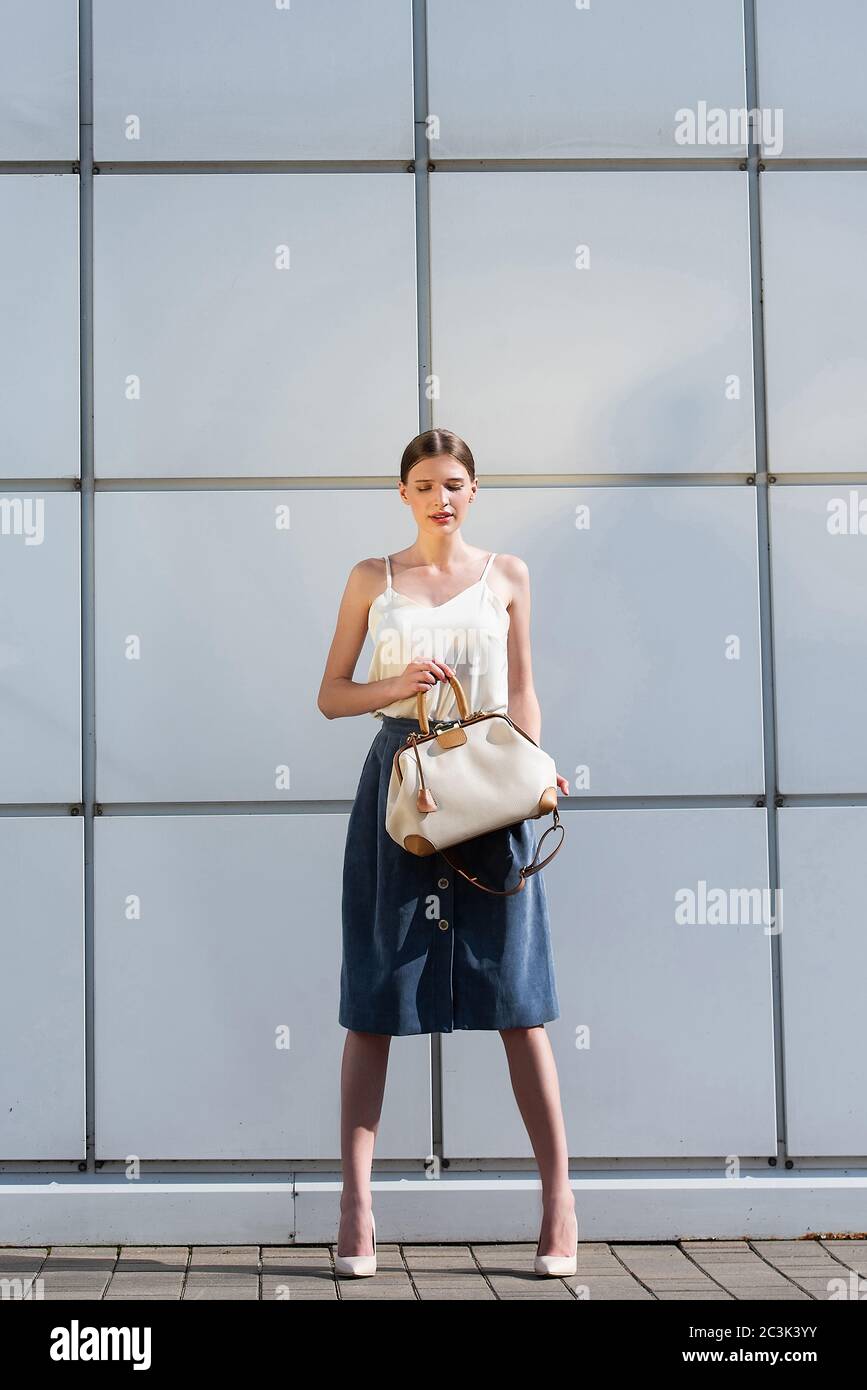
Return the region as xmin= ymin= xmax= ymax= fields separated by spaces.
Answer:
xmin=337 ymin=1029 xmax=391 ymax=1257
xmin=500 ymin=1025 xmax=577 ymax=1257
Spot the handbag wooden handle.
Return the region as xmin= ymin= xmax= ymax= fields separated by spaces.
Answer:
xmin=411 ymin=672 xmax=566 ymax=894
xmin=416 ymin=670 xmax=470 ymax=733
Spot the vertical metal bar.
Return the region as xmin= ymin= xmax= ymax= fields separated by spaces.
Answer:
xmin=410 ymin=0 xmax=444 ymax=1166
xmin=412 ymin=0 xmax=434 ymax=437
xmin=79 ymin=0 xmax=97 ymax=1173
xmin=743 ymin=0 xmax=788 ymax=1164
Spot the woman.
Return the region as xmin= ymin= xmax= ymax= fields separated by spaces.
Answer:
xmin=317 ymin=428 xmax=577 ymax=1279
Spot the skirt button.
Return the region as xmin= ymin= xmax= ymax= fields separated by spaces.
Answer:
xmin=438 ymin=919 xmax=450 ymax=931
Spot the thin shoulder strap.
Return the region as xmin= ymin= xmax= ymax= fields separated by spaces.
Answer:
xmin=383 ymin=554 xmax=393 ymax=591
xmin=481 ymin=552 xmax=497 ymax=581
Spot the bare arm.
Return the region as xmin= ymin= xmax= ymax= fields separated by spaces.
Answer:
xmin=504 ymin=556 xmax=543 ymax=744
xmin=317 ymin=561 xmax=399 ymax=719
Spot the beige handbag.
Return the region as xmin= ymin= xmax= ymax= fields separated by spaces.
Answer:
xmin=384 ymin=673 xmax=565 ymax=897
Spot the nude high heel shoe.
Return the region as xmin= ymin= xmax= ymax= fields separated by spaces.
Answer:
xmin=534 ymin=1206 xmax=578 ymax=1277
xmin=335 ymin=1210 xmax=377 ymax=1278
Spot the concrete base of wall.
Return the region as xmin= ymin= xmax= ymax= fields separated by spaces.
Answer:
xmin=1 ymin=1171 xmax=866 ymax=1245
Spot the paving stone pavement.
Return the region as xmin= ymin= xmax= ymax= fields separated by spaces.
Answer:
xmin=2 ymin=1239 xmax=866 ymax=1300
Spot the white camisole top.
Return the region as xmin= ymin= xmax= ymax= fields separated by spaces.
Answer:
xmin=367 ymin=552 xmax=510 ymax=722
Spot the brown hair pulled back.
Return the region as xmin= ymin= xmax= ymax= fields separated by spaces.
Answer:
xmin=399 ymin=429 xmax=476 ymax=487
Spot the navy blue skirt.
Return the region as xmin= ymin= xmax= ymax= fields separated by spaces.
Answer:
xmin=339 ymin=714 xmax=561 ymax=1036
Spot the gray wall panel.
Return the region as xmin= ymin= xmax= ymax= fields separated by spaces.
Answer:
xmin=756 ymin=0 xmax=867 ymax=158
xmin=771 ymin=486 xmax=867 ymax=794
xmin=94 ymin=814 xmax=431 ymax=1159
xmin=777 ymin=809 xmax=867 ymax=1155
xmin=0 ymin=176 xmax=80 ymax=479
xmin=93 ymin=174 xmax=418 ymax=477
xmin=0 ymin=818 xmax=85 ymax=1159
xmin=427 ymin=0 xmax=746 ymax=160
xmin=0 ymin=493 xmax=81 ymax=802
xmin=444 ymin=808 xmax=777 ymax=1158
xmin=436 ymin=487 xmax=763 ymax=797
xmin=430 ymin=171 xmax=755 ymax=474
xmin=93 ymin=0 xmax=414 ymax=160
xmin=762 ymin=173 xmax=867 ymax=474
xmin=0 ymin=0 xmax=78 ymax=159
xmin=95 ymin=490 xmax=397 ymax=803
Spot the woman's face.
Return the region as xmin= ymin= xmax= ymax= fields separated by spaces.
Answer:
xmin=398 ymin=454 xmax=476 ymax=534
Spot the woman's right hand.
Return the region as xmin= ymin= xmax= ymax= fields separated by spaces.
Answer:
xmin=390 ymin=659 xmax=455 ymax=701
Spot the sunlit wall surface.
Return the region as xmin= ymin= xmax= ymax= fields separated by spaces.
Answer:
xmin=1 ymin=1 xmax=865 ymax=1181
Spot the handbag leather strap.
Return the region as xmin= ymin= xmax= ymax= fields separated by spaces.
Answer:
xmin=438 ymin=810 xmax=565 ymax=897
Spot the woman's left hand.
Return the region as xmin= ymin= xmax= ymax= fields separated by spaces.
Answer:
xmin=555 ymin=773 xmax=570 ymax=796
